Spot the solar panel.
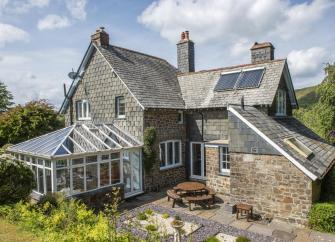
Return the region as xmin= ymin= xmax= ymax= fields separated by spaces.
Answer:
xmin=236 ymin=68 xmax=264 ymax=89
xmin=214 ymin=72 xmax=240 ymax=91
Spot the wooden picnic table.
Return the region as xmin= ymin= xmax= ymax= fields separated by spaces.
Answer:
xmin=176 ymin=181 xmax=206 ymax=192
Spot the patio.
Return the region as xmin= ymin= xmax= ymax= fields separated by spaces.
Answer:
xmin=120 ymin=188 xmax=335 ymax=242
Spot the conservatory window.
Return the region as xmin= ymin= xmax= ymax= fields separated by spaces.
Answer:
xmin=56 ymin=168 xmax=70 ymax=195
xmin=276 ymin=89 xmax=286 ymax=116
xmin=72 ymin=166 xmax=85 ymax=193
xmin=76 ymin=100 xmax=91 ymax=120
xmin=45 ymin=169 xmax=52 ymax=192
xmin=100 ymin=162 xmax=110 ymax=187
xmin=111 ymin=161 xmax=120 ymax=184
xmin=38 ymin=167 xmax=44 ymax=194
xmin=86 ymin=163 xmax=98 ymax=190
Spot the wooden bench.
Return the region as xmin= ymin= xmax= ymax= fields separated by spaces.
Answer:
xmin=236 ymin=203 xmax=253 ymax=222
xmin=185 ymin=195 xmax=213 ymax=211
xmin=204 ymin=187 xmax=216 ymax=203
xmin=167 ymin=189 xmax=182 ymax=208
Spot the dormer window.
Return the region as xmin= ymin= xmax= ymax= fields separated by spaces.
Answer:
xmin=276 ymin=89 xmax=286 ymax=116
xmin=76 ymin=100 xmax=91 ymax=120
xmin=116 ymin=96 xmax=125 ymax=118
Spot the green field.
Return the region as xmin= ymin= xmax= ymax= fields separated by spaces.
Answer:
xmin=295 ymin=85 xmax=319 ymax=108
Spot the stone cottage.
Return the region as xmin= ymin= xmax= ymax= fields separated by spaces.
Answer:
xmin=8 ymin=27 xmax=335 ymax=225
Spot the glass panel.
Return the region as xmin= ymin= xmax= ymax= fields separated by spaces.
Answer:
xmin=123 ymin=155 xmax=131 ymax=193
xmin=32 ymin=166 xmax=38 ymax=191
xmin=167 ymin=142 xmax=173 ymax=165
xmin=160 ymin=143 xmax=166 ymax=167
xmin=45 ymin=169 xmax=52 ymax=192
xmin=38 ymin=168 xmax=44 ymax=194
xmin=117 ymin=97 xmax=125 ymax=116
xmin=174 ymin=142 xmax=180 ymax=164
xmin=101 ymin=154 xmax=109 ymax=160
xmin=38 ymin=159 xmax=44 ymax=166
xmin=100 ymin=162 xmax=110 ymax=187
xmin=72 ymin=158 xmax=84 ymax=165
xmin=77 ymin=101 xmax=82 ymax=119
xmin=111 ymin=161 xmax=120 ymax=184
xmin=86 ymin=156 xmax=97 ymax=164
xmin=131 ymin=150 xmax=141 ymax=192
xmin=56 ymin=169 xmax=70 ymax=195
xmin=72 ymin=166 xmax=85 ymax=193
xmin=83 ymin=102 xmax=88 ymax=118
xmin=30 ymin=157 xmax=35 ymax=164
xmin=45 ymin=160 xmax=51 ymax=168
xmin=192 ymin=143 xmax=202 ymax=176
xmin=86 ymin=164 xmax=98 ymax=190
xmin=110 ymin=153 xmax=120 ymax=160
xmin=56 ymin=159 xmax=67 ymax=168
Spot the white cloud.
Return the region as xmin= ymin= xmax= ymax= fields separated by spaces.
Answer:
xmin=38 ymin=15 xmax=70 ymax=30
xmin=0 ymin=23 xmax=29 ymax=46
xmin=2 ymin=0 xmax=49 ymax=13
xmin=66 ymin=0 xmax=87 ymax=20
xmin=138 ymin=0 xmax=334 ymax=44
xmin=288 ymin=47 xmax=328 ymax=78
xmin=230 ymin=38 xmax=250 ymax=57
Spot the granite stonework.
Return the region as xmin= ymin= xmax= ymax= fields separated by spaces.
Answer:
xmin=64 ymin=49 xmax=144 ymax=141
xmin=229 ymin=153 xmax=313 ymax=226
xmin=205 ymin=146 xmax=230 ymax=196
xmin=143 ymin=109 xmax=187 ymax=190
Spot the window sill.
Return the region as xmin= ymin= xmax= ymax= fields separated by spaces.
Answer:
xmin=160 ymin=163 xmax=183 ymax=171
xmin=219 ymin=171 xmax=230 ymax=177
xmin=115 ymin=116 xmax=126 ymax=120
xmin=77 ymin=118 xmax=91 ymax=121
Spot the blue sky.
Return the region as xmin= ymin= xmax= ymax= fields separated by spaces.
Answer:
xmin=0 ymin=0 xmax=334 ymax=108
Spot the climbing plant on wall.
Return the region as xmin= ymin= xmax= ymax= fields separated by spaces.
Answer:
xmin=143 ymin=127 xmax=156 ymax=173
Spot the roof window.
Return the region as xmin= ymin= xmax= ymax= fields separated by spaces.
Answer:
xmin=284 ymin=137 xmax=313 ymax=159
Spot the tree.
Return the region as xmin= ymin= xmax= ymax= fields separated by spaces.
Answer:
xmin=0 ymin=100 xmax=64 ymax=146
xmin=0 ymin=81 xmax=14 ymax=113
xmin=0 ymin=157 xmax=35 ymax=204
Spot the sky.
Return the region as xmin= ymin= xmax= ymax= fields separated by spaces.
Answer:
xmin=0 ymin=0 xmax=334 ymax=108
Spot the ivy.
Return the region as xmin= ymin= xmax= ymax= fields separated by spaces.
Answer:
xmin=143 ymin=127 xmax=156 ymax=173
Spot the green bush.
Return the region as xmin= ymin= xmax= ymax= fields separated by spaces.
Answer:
xmin=0 ymin=158 xmax=35 ymax=205
xmin=204 ymin=236 xmax=220 ymax=242
xmin=145 ymin=224 xmax=157 ymax=232
xmin=309 ymin=203 xmax=335 ymax=233
xmin=137 ymin=212 xmax=148 ymax=220
xmin=236 ymin=236 xmax=251 ymax=242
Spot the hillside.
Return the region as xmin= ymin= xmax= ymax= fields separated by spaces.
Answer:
xmin=295 ymin=85 xmax=319 ymax=108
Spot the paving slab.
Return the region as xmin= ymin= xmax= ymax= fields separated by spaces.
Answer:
xmin=229 ymin=220 xmax=252 ymax=230
xmin=248 ymin=223 xmax=274 ymax=236
xmin=269 ymin=219 xmax=295 ymax=233
xmin=272 ymin=229 xmax=296 ymax=242
xmin=310 ymin=231 xmax=335 ymax=242
xmin=294 ymin=229 xmax=313 ymax=242
xmin=211 ymin=213 xmax=235 ymax=225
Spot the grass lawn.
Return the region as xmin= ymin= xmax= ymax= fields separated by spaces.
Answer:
xmin=0 ymin=219 xmax=40 ymax=242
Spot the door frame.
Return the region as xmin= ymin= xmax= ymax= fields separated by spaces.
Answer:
xmin=124 ymin=148 xmax=143 ymax=198
xmin=190 ymin=142 xmax=205 ymax=180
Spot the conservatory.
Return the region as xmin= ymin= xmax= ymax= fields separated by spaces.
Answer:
xmin=7 ymin=123 xmax=143 ymax=198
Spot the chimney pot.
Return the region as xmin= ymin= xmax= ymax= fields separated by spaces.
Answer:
xmin=185 ymin=31 xmax=189 ymax=40
xmin=91 ymin=26 xmax=109 ymax=47
xmin=181 ymin=32 xmax=186 ymax=40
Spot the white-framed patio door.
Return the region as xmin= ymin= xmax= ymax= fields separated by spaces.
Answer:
xmin=190 ymin=142 xmax=205 ymax=179
xmin=123 ymin=149 xmax=143 ymax=198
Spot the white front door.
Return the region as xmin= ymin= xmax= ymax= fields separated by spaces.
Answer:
xmin=190 ymin=142 xmax=205 ymax=179
xmin=123 ymin=149 xmax=143 ymax=198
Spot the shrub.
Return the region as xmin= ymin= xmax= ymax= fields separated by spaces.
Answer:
xmin=309 ymin=202 xmax=335 ymax=233
xmin=162 ymin=213 xmax=169 ymax=219
xmin=145 ymin=208 xmax=154 ymax=216
xmin=145 ymin=224 xmax=157 ymax=232
xmin=0 ymin=158 xmax=35 ymax=205
xmin=236 ymin=236 xmax=251 ymax=242
xmin=204 ymin=236 xmax=220 ymax=242
xmin=137 ymin=212 xmax=148 ymax=221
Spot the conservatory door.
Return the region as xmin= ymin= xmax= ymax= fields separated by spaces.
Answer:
xmin=123 ymin=149 xmax=142 ymax=198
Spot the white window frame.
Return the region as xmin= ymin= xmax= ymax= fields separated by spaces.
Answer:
xmin=177 ymin=111 xmax=184 ymax=124
xmin=219 ymin=145 xmax=230 ymax=175
xmin=159 ymin=140 xmax=182 ymax=170
xmin=276 ymin=89 xmax=286 ymax=116
xmin=76 ymin=100 xmax=91 ymax=120
xmin=116 ymin=96 xmax=126 ymax=119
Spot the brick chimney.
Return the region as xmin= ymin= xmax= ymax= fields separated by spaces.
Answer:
xmin=177 ymin=31 xmax=195 ymax=73
xmin=91 ymin=27 xmax=109 ymax=47
xmin=250 ymin=42 xmax=274 ymax=64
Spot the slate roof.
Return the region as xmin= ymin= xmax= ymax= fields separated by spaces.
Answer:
xmin=228 ymin=105 xmax=335 ymax=180
xmin=178 ymin=59 xmax=290 ymax=109
xmin=96 ymin=45 xmax=185 ymax=109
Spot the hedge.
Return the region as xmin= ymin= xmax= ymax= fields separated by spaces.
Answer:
xmin=309 ymin=202 xmax=335 ymax=233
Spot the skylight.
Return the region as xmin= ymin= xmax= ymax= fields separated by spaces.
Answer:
xmin=284 ymin=137 xmax=313 ymax=159
xmin=214 ymin=67 xmax=265 ymax=91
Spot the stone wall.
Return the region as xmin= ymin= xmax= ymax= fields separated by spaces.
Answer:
xmin=205 ymin=146 xmax=230 ymax=196
xmin=230 ymin=153 xmax=313 ymax=225
xmin=143 ymin=109 xmax=187 ymax=190
xmin=64 ymin=49 xmax=144 ymax=141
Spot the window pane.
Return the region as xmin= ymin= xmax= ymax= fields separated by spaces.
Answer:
xmin=160 ymin=143 xmax=166 ymax=167
xmin=119 ymin=97 xmax=125 ymax=115
xmin=86 ymin=164 xmax=98 ymax=190
xmin=38 ymin=159 xmax=44 ymax=166
xmin=38 ymin=168 xmax=44 ymax=194
xmin=77 ymin=101 xmax=82 ymax=119
xmin=227 ymin=162 xmax=230 ymax=170
xmin=101 ymin=154 xmax=109 ymax=160
xmin=174 ymin=142 xmax=180 ymax=164
xmin=111 ymin=161 xmax=120 ymax=184
xmin=32 ymin=166 xmax=38 ymax=190
xmin=100 ymin=162 xmax=110 ymax=187
xmin=30 ymin=157 xmax=35 ymax=164
xmin=56 ymin=169 xmax=70 ymax=195
xmin=45 ymin=169 xmax=52 ymax=192
xmin=86 ymin=156 xmax=97 ymax=163
xmin=167 ymin=142 xmax=173 ymax=165
xmin=83 ymin=102 xmax=87 ymax=118
xmin=111 ymin=153 xmax=120 ymax=160
xmin=72 ymin=166 xmax=84 ymax=193
xmin=56 ymin=160 xmax=67 ymax=168
xmin=221 ymin=162 xmax=226 ymax=169
xmin=45 ymin=160 xmax=51 ymax=168
xmin=72 ymin=158 xmax=84 ymax=165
